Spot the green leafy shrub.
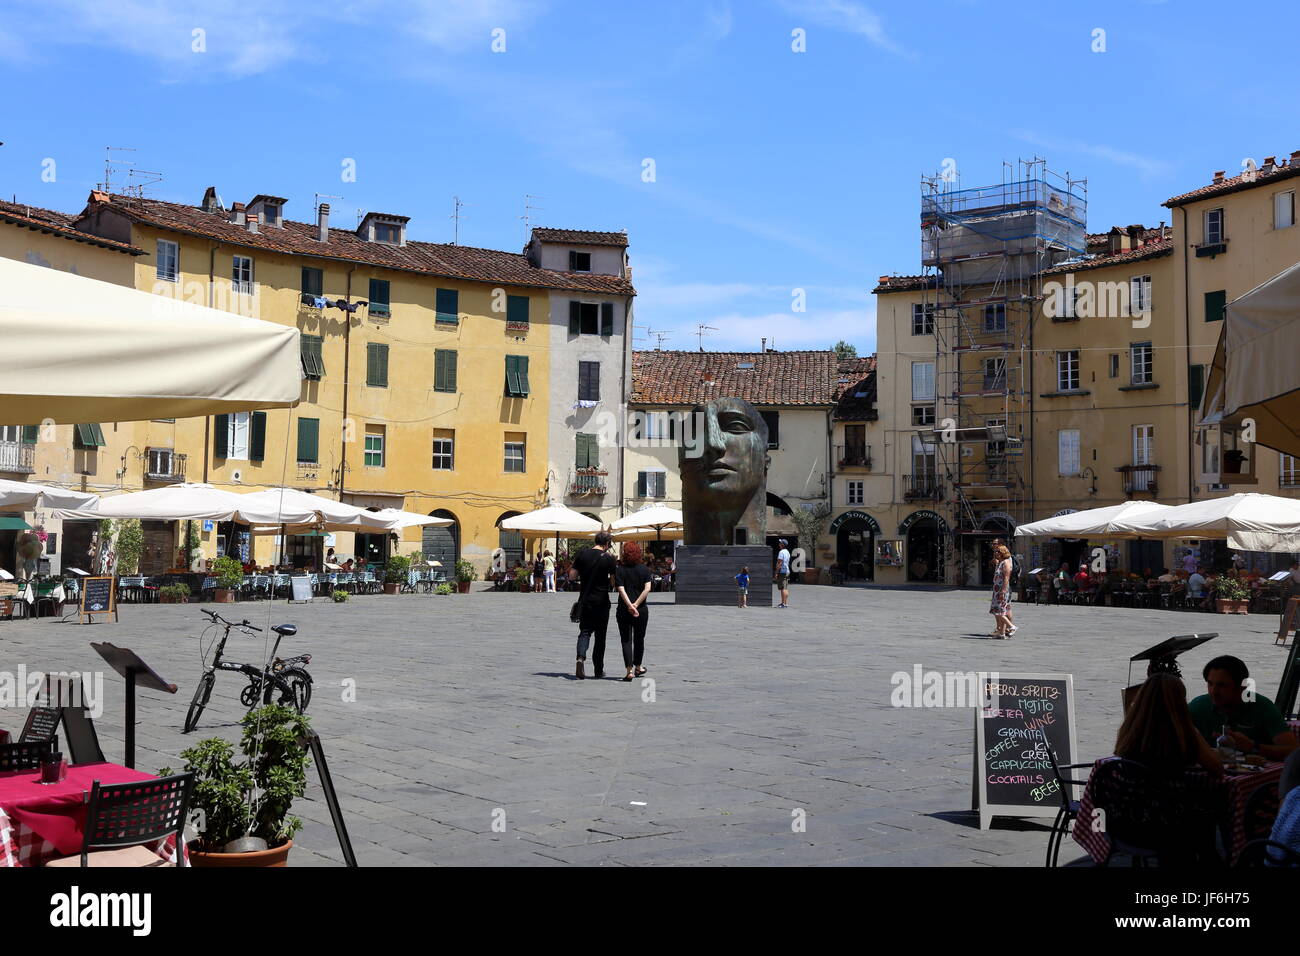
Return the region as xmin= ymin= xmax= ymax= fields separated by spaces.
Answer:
xmin=114 ymin=519 xmax=144 ymax=576
xmin=331 ymin=589 xmax=349 ymax=603
xmin=454 ymin=558 xmax=477 ymax=583
xmin=384 ymin=553 xmax=412 ymax=584
xmin=1213 ymin=576 xmax=1249 ymax=602
xmin=212 ymin=555 xmax=244 ymax=590
xmin=159 ymin=583 xmax=191 ymax=602
xmin=435 ymin=582 xmax=453 ymax=595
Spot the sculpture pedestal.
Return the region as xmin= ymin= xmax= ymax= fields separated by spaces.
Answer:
xmin=674 ymin=545 xmax=772 ymax=607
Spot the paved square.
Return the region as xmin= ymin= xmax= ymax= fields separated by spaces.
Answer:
xmin=0 ymin=586 xmax=1289 ymax=866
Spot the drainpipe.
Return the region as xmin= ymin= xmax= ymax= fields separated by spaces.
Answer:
xmin=619 ymin=293 xmax=633 ymax=518
xmin=338 ymin=266 xmax=357 ymax=501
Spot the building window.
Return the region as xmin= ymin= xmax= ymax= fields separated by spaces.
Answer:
xmin=146 ymin=447 xmax=175 ymax=477
xmin=300 ymin=334 xmax=324 ymax=380
xmin=1058 ymin=429 xmax=1080 ymax=476
xmin=911 ymin=362 xmax=935 ymax=402
xmin=575 ymin=432 xmax=600 ymax=469
xmin=568 ymin=301 xmax=614 ymax=336
xmin=1109 ymin=354 xmax=1119 ymax=378
xmin=982 ymin=357 xmax=1007 ymax=390
xmin=636 ymin=471 xmax=666 ymax=498
xmin=1130 ymin=274 xmax=1152 ymax=314
xmin=760 ymin=410 xmax=780 ymax=449
xmin=436 ymin=288 xmax=459 ymax=324
xmin=505 ymin=355 xmax=530 ymax=397
xmin=296 ymin=418 xmax=319 ymax=464
xmin=1057 ymin=350 xmax=1080 ymax=391
xmin=506 ymin=294 xmax=529 ymax=328
xmin=73 ymin=423 xmax=106 ymax=450
xmin=912 ymin=303 xmax=934 ymax=336
xmin=232 ymin=256 xmax=254 ymax=296
xmin=1189 ymin=364 xmax=1206 ymax=412
xmin=1132 ymin=425 xmax=1155 ymax=490
xmin=504 ymin=435 xmax=526 ymax=473
xmin=983 ymin=303 xmax=1006 ymax=333
xmin=366 ymin=343 xmax=389 ymax=387
xmin=578 ymin=361 xmax=600 ymax=402
xmin=156 ymin=240 xmax=178 ymax=282
xmin=1275 ymin=191 xmax=1295 ymax=230
xmin=434 ymin=349 xmax=457 ymax=393
xmin=374 ymin=222 xmax=401 ymax=244
xmin=368 ymin=278 xmax=390 ymax=317
xmin=226 ymin=412 xmax=250 ymax=460
xmin=569 ymin=250 xmax=591 ymax=272
xmin=433 ymin=430 xmax=454 ymax=470
xmin=1130 ymin=342 xmax=1153 ymax=385
xmin=1281 ymin=453 xmax=1300 ymax=487
xmin=1204 ymin=208 xmax=1224 ymax=245
xmin=846 ymin=480 xmax=864 ymax=505
xmin=911 ymin=434 xmax=936 ymax=476
xmin=1205 ymin=289 xmax=1226 ymax=323
xmin=364 ymin=426 xmax=385 ymax=468
xmin=912 ymin=405 xmax=935 ymax=427
xmin=301 ymin=266 xmax=323 ymax=298
xmin=640 ymin=411 xmax=677 ymax=442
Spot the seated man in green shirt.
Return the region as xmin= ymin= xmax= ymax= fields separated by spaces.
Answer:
xmin=1189 ymin=655 xmax=1298 ymax=762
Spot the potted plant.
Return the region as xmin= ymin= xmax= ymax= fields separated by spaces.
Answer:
xmin=383 ymin=554 xmax=411 ymax=595
xmin=435 ymin=582 xmax=453 ymax=595
xmin=159 ymin=583 xmax=191 ymax=604
xmin=515 ymin=567 xmax=532 ymax=593
xmin=454 ymin=558 xmax=477 ymax=594
xmin=163 ymin=704 xmax=310 ymax=867
xmin=1213 ymin=576 xmax=1250 ymax=614
xmin=331 ymin=589 xmax=349 ymax=603
xmin=212 ymin=555 xmax=244 ymax=603
xmin=789 ymin=503 xmax=831 ymax=585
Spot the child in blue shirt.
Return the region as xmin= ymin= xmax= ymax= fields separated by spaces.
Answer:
xmin=736 ymin=566 xmax=749 ymax=608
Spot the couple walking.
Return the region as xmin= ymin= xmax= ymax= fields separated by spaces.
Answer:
xmin=570 ymin=532 xmax=652 ymax=681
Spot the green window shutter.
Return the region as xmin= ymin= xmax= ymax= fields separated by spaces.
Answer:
xmin=88 ymin=423 xmax=106 ymax=446
xmin=301 ymin=334 xmax=324 ymax=379
xmin=367 ymin=343 xmax=389 ymax=387
xmin=507 ymin=294 xmax=529 ymax=326
xmin=576 ymin=433 xmax=587 ymax=468
xmin=518 ymin=355 xmax=530 ymax=396
xmin=20 ymin=425 xmax=38 ymax=444
xmin=505 ymin=355 xmax=521 ymax=396
xmin=1205 ymin=290 xmax=1226 ymax=323
xmin=1189 ymin=364 xmax=1205 ymax=412
xmin=369 ymin=279 xmax=390 ymax=316
xmin=213 ymin=414 xmax=229 ymax=459
xmin=379 ymin=345 xmax=389 ymax=386
xmin=435 ymin=349 xmax=458 ymax=392
xmin=250 ymin=411 xmax=267 ymax=462
xmin=568 ymin=300 xmax=580 ymax=335
xmin=636 ymin=471 xmax=647 ymax=497
xmin=297 ymin=417 xmax=319 ymax=463
xmin=600 ymin=302 xmax=614 ymax=337
xmin=446 ymin=350 xmax=457 ymax=392
xmin=71 ymin=424 xmax=104 ymax=450
xmin=436 ymin=288 xmax=458 ymax=323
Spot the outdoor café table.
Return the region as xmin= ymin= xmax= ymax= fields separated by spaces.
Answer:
xmin=1071 ymin=757 xmax=1284 ymax=865
xmin=0 ymin=761 xmax=186 ymax=867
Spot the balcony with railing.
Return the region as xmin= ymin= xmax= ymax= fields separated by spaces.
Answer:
xmin=569 ymin=468 xmax=608 ymax=498
xmin=145 ymin=449 xmax=187 ymax=482
xmin=903 ymin=473 xmax=941 ymax=500
xmin=1117 ymin=463 xmax=1161 ymax=494
xmin=0 ymin=441 xmax=35 ymax=474
xmin=836 ymin=444 xmax=872 ymax=470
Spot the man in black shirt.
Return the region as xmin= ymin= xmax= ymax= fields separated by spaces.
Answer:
xmin=569 ymin=531 xmax=616 ymax=679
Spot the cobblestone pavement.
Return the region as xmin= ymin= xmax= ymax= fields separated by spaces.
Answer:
xmin=0 ymin=586 xmax=1287 ymax=866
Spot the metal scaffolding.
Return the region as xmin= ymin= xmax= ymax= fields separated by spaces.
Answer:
xmin=918 ymin=159 xmax=1086 ymax=582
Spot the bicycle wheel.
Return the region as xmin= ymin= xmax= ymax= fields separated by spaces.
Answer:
xmin=240 ymin=678 xmax=262 ymax=708
xmin=279 ymin=672 xmax=312 ymax=713
xmin=184 ymin=672 xmax=216 ymax=734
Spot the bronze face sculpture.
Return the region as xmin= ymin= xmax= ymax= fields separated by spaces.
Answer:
xmin=679 ymin=397 xmax=769 ymax=545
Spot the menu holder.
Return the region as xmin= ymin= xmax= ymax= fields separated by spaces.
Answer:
xmin=89 ymin=642 xmax=177 ymax=769
xmin=290 ymin=576 xmax=314 ymax=603
xmin=77 ymin=576 xmax=117 ymax=624
xmin=299 ymin=730 xmax=358 ymax=867
xmin=972 ymin=673 xmax=1078 ymax=830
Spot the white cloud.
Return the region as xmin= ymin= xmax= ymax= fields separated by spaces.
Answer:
xmin=1011 ymin=129 xmax=1171 ymax=181
xmin=771 ymin=0 xmax=907 ymax=56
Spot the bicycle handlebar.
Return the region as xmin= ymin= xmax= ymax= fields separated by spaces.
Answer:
xmin=199 ymin=609 xmax=262 ymax=632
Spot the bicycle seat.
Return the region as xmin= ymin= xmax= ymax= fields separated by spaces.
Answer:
xmin=271 ymin=624 xmax=297 ymax=636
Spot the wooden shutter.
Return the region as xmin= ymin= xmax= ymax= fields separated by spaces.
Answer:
xmin=301 ymin=334 xmax=324 ymax=379
xmin=568 ymin=300 xmax=580 ymax=335
xmin=576 ymin=434 xmax=588 ymax=468
xmin=435 ymin=349 xmax=457 ymax=392
xmin=505 ymin=355 xmax=520 ymax=396
xmin=518 ymin=355 xmax=530 ymax=396
xmin=600 ymin=302 xmax=614 ymax=336
xmin=213 ymin=414 xmax=229 ymax=458
xmin=367 ymin=343 xmax=388 ymax=387
xmin=1189 ymin=364 xmax=1205 ymax=412
xmin=297 ymin=418 xmax=319 ymax=463
xmin=436 ymin=288 xmax=458 ymax=323
xmin=1205 ymin=290 xmax=1226 ymax=323
xmin=20 ymin=425 xmax=37 ymax=444
xmin=507 ymin=295 xmax=528 ymax=326
xmin=653 ymin=472 xmax=665 ymax=498
xmin=250 ymin=411 xmax=267 ymax=461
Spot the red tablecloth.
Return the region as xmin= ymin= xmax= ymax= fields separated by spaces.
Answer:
xmin=0 ymin=730 xmax=9 ymax=745
xmin=0 ymin=762 xmax=185 ymax=867
xmin=1071 ymin=757 xmax=1283 ymax=865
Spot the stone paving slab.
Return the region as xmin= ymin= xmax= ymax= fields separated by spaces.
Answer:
xmin=0 ymin=585 xmax=1287 ymax=865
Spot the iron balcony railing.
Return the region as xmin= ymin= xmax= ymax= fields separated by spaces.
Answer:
xmin=0 ymin=441 xmax=35 ymax=473
xmin=569 ymin=470 xmax=608 ymax=497
xmin=145 ymin=450 xmax=187 ymax=482
xmin=903 ymin=473 xmax=941 ymax=499
xmin=836 ymin=444 xmax=872 ymax=469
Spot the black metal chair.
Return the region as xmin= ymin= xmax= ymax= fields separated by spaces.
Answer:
xmin=1090 ymin=758 xmax=1222 ymax=866
xmin=0 ymin=739 xmax=55 ymax=772
xmin=43 ymin=772 xmax=195 ymax=867
xmin=1043 ymin=744 xmax=1092 ymax=866
xmin=61 ymin=703 xmax=106 ymax=766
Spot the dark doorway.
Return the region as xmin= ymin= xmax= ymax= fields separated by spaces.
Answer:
xmin=422 ymin=510 xmax=459 ymax=570
xmin=61 ymin=520 xmax=95 ymax=574
xmin=835 ymin=519 xmax=874 ymax=581
xmin=1127 ymin=539 xmax=1164 ymax=575
xmin=496 ymin=512 xmax=523 ymax=568
xmin=354 ymin=533 xmax=387 ymax=569
xmin=907 ymin=520 xmax=940 ymax=582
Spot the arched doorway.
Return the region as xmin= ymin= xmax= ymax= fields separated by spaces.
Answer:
xmin=968 ymin=513 xmax=1016 ymax=587
xmin=830 ymin=511 xmax=880 ymax=581
xmin=422 ymin=509 xmax=459 ymax=571
xmin=900 ymin=511 xmax=948 ymax=583
xmin=765 ymin=493 xmax=797 ymax=553
xmin=496 ymin=511 xmax=523 ymax=568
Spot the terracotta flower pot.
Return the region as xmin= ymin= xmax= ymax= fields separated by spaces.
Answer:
xmin=457 ymin=581 xmax=471 ymax=594
xmin=1215 ymin=598 xmax=1249 ymax=615
xmin=189 ymin=839 xmax=292 ymax=868
xmin=382 ymin=582 xmax=399 ymax=595
xmin=802 ymin=568 xmax=820 ymax=585
xmin=215 ymin=588 xmax=236 ymax=604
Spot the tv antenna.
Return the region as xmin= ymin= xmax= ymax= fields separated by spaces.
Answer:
xmin=646 ymin=328 xmax=671 ymax=350
xmin=98 ymin=147 xmax=162 ymax=199
xmin=450 ymin=195 xmax=471 ymax=245
xmin=314 ymin=192 xmax=343 ymax=216
xmin=520 ymin=194 xmax=543 ymax=239
xmin=695 ymin=324 xmax=717 ymax=351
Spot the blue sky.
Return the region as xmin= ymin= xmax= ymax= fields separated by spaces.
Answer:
xmin=0 ymin=0 xmax=1294 ymax=355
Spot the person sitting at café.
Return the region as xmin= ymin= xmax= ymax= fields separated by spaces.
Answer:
xmin=1268 ymin=750 xmax=1300 ymax=862
xmin=1189 ymin=655 xmax=1299 ymax=762
xmin=1116 ymin=672 xmax=1223 ymax=776
xmin=1187 ymin=566 xmax=1209 ymax=603
xmin=1073 ymin=565 xmax=1090 ymax=587
xmin=1157 ymin=567 xmax=1177 ymax=584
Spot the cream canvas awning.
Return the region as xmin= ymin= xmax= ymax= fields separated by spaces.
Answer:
xmin=0 ymin=258 xmax=302 ymax=424
xmin=1107 ymin=492 xmax=1300 ymax=552
xmin=1015 ymin=501 xmax=1173 ymax=539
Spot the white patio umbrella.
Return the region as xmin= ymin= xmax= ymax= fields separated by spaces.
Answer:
xmin=1015 ymin=501 xmax=1174 ymax=540
xmin=500 ymin=503 xmax=602 ymax=536
xmin=1109 ymin=492 xmax=1300 ymax=552
xmin=53 ymin=483 xmax=288 ymax=523
xmin=0 ymin=477 xmax=98 ymax=510
xmin=612 ymin=525 xmax=684 ymax=542
xmin=239 ymin=488 xmax=369 ymax=531
xmin=609 ymin=505 xmax=683 ymax=545
xmin=0 ymin=258 xmax=301 ymax=424
xmin=358 ymin=509 xmax=453 ymax=531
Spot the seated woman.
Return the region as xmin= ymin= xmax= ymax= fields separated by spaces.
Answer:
xmin=1116 ymin=672 xmax=1222 ymax=777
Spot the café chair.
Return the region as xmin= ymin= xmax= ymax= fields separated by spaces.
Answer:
xmin=0 ymin=739 xmax=54 ymax=772
xmin=60 ymin=704 xmax=106 ymax=766
xmin=1043 ymin=745 xmax=1092 ymax=867
xmin=1089 ymin=758 xmax=1221 ymax=867
xmin=43 ymin=772 xmax=195 ymax=868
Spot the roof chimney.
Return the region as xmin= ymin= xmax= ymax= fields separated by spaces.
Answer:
xmin=1107 ymin=226 xmax=1128 ymax=255
xmin=1263 ymin=156 xmax=1277 ymax=172
xmin=89 ymin=190 xmax=109 ymax=205
xmin=230 ymin=202 xmax=246 ymax=226
xmin=1126 ymin=224 xmax=1145 ymax=247
xmin=247 ymin=212 xmax=260 ymax=234
xmin=1292 ymin=150 xmax=1300 ymax=165
xmin=1212 ymin=170 xmax=1226 ymax=184
xmin=201 ymin=186 xmax=220 ymax=214
xmin=317 ymin=203 xmax=330 ymax=243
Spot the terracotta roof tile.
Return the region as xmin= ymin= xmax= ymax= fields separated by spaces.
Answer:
xmin=1040 ymin=238 xmax=1173 ymax=275
xmin=630 ymin=350 xmax=841 ymax=407
xmin=530 ymin=227 xmax=628 ymax=247
xmin=1164 ymin=159 xmax=1300 ymax=207
xmin=833 ymin=354 xmax=877 ymax=421
xmin=78 ymin=194 xmax=634 ymax=294
xmin=873 ymin=274 xmax=935 ymax=294
xmin=0 ymin=198 xmax=144 ymax=255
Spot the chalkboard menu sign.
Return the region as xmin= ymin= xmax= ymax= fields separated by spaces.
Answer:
xmin=290 ymin=576 xmax=313 ymax=603
xmin=21 ymin=706 xmax=61 ymax=743
xmin=78 ymin=576 xmax=117 ymax=624
xmin=973 ymin=673 xmax=1078 ymax=829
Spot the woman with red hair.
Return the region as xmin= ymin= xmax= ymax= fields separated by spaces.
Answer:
xmin=615 ymin=542 xmax=654 ymax=682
